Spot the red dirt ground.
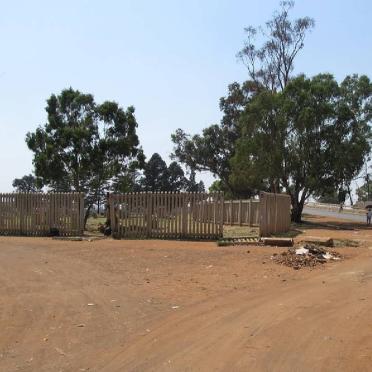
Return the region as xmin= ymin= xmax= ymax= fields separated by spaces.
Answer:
xmin=1 ymin=215 xmax=372 ymax=371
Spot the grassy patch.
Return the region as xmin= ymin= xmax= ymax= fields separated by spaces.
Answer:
xmin=271 ymin=228 xmax=303 ymax=238
xmin=217 ymin=240 xmax=234 ymax=247
xmin=223 ymin=225 xmax=259 ymax=239
xmin=333 ymin=239 xmax=359 ymax=247
xmin=86 ymin=216 xmax=106 ymax=233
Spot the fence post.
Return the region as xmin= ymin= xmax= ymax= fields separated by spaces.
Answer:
xmin=19 ymin=194 xmax=23 ymax=235
xmin=109 ymin=193 xmax=116 ymax=235
xmin=259 ymin=192 xmax=266 ymax=237
xmin=50 ymin=193 xmax=55 ymax=231
xmin=238 ymin=199 xmax=242 ymax=226
xmin=249 ymin=199 xmax=252 ymax=226
xmin=219 ymin=192 xmax=224 ymax=238
xmin=146 ymin=192 xmax=152 ymax=238
xmin=79 ymin=193 xmax=85 ymax=235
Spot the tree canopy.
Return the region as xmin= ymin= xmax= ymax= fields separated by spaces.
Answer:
xmin=12 ymin=174 xmax=42 ymax=193
xmin=26 ymin=88 xmax=142 ymax=221
xmin=141 ymin=153 xmax=169 ymax=192
xmin=138 ymin=153 xmax=201 ymax=192
xmin=231 ymin=74 xmax=372 ymax=221
xmin=171 ymin=1 xmax=314 ymax=198
xmin=172 ymin=2 xmax=371 ymax=222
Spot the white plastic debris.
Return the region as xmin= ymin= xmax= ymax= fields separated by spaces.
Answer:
xmin=322 ymin=252 xmax=333 ymax=260
xmin=322 ymin=252 xmax=341 ymax=260
xmin=295 ymin=247 xmax=309 ymax=255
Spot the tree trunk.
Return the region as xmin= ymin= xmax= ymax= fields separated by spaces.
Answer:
xmin=290 ymin=194 xmax=305 ymax=223
xmin=84 ymin=204 xmax=93 ymax=229
xmin=347 ymin=185 xmax=354 ymax=206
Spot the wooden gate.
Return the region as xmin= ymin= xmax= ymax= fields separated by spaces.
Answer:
xmin=109 ymin=192 xmax=224 ymax=239
xmin=259 ymin=192 xmax=291 ymax=236
xmin=0 ymin=193 xmax=84 ymax=236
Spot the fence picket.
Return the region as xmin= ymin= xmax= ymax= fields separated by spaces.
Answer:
xmin=0 ymin=192 xmax=84 ymax=236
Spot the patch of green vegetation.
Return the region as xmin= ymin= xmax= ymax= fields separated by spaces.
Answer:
xmin=333 ymin=239 xmax=359 ymax=247
xmin=223 ymin=225 xmax=259 ymax=239
xmin=86 ymin=216 xmax=106 ymax=233
xmin=216 ymin=240 xmax=234 ymax=247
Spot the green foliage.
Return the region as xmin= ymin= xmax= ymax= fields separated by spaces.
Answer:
xmin=138 ymin=153 xmax=188 ymax=192
xmin=231 ymin=74 xmax=372 ymax=221
xmin=26 ymin=88 xmax=142 ymax=221
xmin=184 ymin=169 xmax=205 ymax=192
xmin=171 ymin=81 xmax=258 ymax=197
xmin=315 ymin=189 xmax=345 ymax=204
xmin=209 ymin=180 xmax=233 ymax=198
xmin=172 ymin=2 xmax=313 ymax=198
xmin=167 ymin=161 xmax=186 ymax=191
xmin=141 ymin=153 xmax=169 ymax=191
xmin=209 ymin=180 xmax=223 ymax=193
xmin=356 ymin=182 xmax=370 ymax=202
xmin=12 ymin=174 xmax=42 ymax=193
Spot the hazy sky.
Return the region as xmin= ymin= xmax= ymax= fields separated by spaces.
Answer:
xmin=0 ymin=0 xmax=371 ymax=191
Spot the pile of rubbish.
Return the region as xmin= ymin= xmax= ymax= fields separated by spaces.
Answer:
xmin=272 ymin=243 xmax=342 ymax=270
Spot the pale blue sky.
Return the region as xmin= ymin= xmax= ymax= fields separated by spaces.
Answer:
xmin=0 ymin=0 xmax=371 ymax=191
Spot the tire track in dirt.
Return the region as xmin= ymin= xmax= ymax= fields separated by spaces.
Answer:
xmin=101 ymin=255 xmax=372 ymax=372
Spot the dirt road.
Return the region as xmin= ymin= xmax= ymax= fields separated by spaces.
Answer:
xmin=1 ymin=218 xmax=372 ymax=371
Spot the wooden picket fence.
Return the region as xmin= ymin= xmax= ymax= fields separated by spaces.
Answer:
xmin=0 ymin=193 xmax=84 ymax=236
xmin=259 ymin=192 xmax=291 ymax=236
xmin=109 ymin=192 xmax=224 ymax=239
xmin=223 ymin=199 xmax=260 ymax=226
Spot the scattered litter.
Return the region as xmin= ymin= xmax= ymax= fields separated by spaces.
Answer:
xmin=87 ymin=303 xmax=95 ymax=306
xmin=171 ymin=306 xmax=180 ymax=309
xmin=323 ymin=252 xmax=336 ymax=260
xmin=300 ymin=236 xmax=334 ymax=247
xmin=272 ymin=244 xmax=343 ymax=269
xmin=295 ymin=247 xmax=309 ymax=255
xmin=76 ymin=324 xmax=85 ymax=328
xmin=206 ymin=265 xmax=213 ymax=269
xmin=55 ymin=347 xmax=66 ymax=356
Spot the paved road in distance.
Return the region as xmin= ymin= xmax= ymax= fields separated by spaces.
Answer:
xmin=303 ymin=207 xmax=366 ymax=223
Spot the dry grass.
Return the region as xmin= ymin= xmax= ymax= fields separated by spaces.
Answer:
xmin=223 ymin=225 xmax=259 ymax=238
xmin=85 ymin=215 xmax=106 ymax=233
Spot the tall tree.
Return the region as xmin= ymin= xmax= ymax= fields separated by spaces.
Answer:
xmin=185 ymin=169 xmax=205 ymax=192
xmin=171 ymin=82 xmax=257 ymax=196
xmin=12 ymin=174 xmax=42 ymax=193
xmin=166 ymin=161 xmax=186 ymax=191
xmin=111 ymin=156 xmax=145 ymax=193
xmin=237 ymin=0 xmax=314 ymax=91
xmin=172 ymin=2 xmax=313 ymax=196
xmin=231 ymin=74 xmax=372 ymax=222
xmin=141 ymin=153 xmax=169 ymax=191
xmin=26 ymin=88 xmax=141 ymax=223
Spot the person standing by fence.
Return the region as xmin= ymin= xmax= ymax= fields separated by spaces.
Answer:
xmin=367 ymin=208 xmax=372 ymax=225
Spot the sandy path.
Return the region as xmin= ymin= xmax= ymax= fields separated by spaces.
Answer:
xmin=102 ymin=250 xmax=372 ymax=372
